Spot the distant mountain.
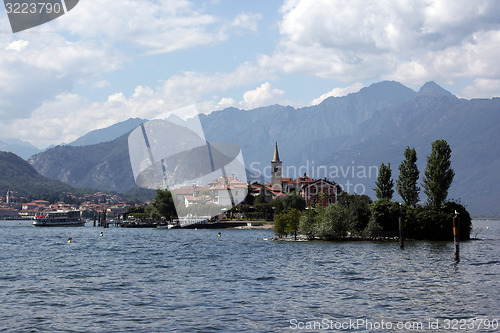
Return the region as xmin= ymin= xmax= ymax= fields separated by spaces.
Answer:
xmin=0 ymin=151 xmax=73 ymax=198
xmin=27 ymin=81 xmax=500 ymax=215
xmin=29 ymin=133 xmax=136 ymax=193
xmin=69 ymin=118 xmax=145 ymax=146
xmin=0 ymin=138 xmax=41 ymax=160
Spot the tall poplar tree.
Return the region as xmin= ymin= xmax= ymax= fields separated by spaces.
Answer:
xmin=374 ymin=162 xmax=394 ymax=200
xmin=422 ymin=139 xmax=455 ymax=207
xmin=397 ymin=147 xmax=420 ymax=206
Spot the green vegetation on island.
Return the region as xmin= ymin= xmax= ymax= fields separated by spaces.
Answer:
xmin=273 ymin=139 xmax=471 ymax=241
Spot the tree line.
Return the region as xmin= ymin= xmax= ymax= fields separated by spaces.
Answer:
xmin=273 ymin=139 xmax=471 ymax=241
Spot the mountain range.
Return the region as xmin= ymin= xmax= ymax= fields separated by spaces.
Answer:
xmin=19 ymin=81 xmax=500 ymax=215
xmin=0 ymin=151 xmax=73 ymax=200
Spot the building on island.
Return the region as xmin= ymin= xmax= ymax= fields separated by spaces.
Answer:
xmin=263 ymin=142 xmax=339 ymax=206
xmin=171 ymin=175 xmax=248 ymax=208
xmin=169 ymin=143 xmax=339 ymax=209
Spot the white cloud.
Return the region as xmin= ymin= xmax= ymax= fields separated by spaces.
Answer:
xmin=242 ymin=82 xmax=285 ymax=109
xmin=311 ymin=83 xmax=365 ymax=105
xmin=0 ymin=62 xmax=274 ymax=147
xmin=391 ymin=29 xmax=500 ymax=86
xmin=56 ymin=0 xmax=227 ymax=54
xmin=0 ymin=34 xmax=122 ymax=119
xmin=217 ymin=97 xmax=238 ymax=109
xmin=5 ymin=40 xmax=29 ymax=52
xmin=0 ymin=0 xmax=270 ymax=145
xmin=266 ymin=0 xmax=500 ymax=87
xmin=460 ymin=79 xmax=500 ymax=99
xmin=107 ymin=92 xmax=126 ymax=103
xmin=231 ymin=12 xmax=262 ymax=33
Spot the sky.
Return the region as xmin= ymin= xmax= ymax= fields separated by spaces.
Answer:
xmin=1 ymin=0 xmax=500 ymax=148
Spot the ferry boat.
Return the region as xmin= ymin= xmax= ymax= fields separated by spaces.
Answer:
xmin=33 ymin=210 xmax=85 ymax=227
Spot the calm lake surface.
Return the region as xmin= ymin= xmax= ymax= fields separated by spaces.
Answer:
xmin=0 ymin=220 xmax=499 ymax=332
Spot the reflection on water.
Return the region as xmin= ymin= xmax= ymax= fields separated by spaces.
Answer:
xmin=0 ymin=220 xmax=498 ymax=332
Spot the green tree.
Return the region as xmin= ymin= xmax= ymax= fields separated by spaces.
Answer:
xmin=273 ymin=192 xmax=306 ymax=214
xmin=374 ymin=162 xmax=394 ymax=200
xmin=273 ymin=211 xmax=288 ymax=238
xmin=422 ymin=139 xmax=455 ymax=208
xmin=284 ymin=208 xmax=302 ymax=240
xmin=337 ymin=192 xmax=372 ymax=233
xmin=299 ymin=209 xmax=318 ymax=239
xmin=152 ymin=189 xmax=177 ymax=220
xmin=368 ymin=199 xmax=400 ymax=232
xmin=396 ymin=146 xmax=420 ymax=206
xmin=316 ymin=204 xmax=349 ymax=240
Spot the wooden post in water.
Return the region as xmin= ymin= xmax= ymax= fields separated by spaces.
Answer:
xmin=399 ymin=203 xmax=404 ymax=250
xmin=453 ymin=211 xmax=460 ymax=261
xmin=102 ymin=210 xmax=107 ymax=228
xmin=93 ymin=213 xmax=96 ymax=227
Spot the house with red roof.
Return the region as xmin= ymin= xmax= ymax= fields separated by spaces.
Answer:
xmin=268 ymin=143 xmax=339 ymax=206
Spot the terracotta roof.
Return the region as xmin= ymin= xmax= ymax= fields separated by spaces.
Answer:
xmin=290 ymin=175 xmax=314 ymax=184
xmin=212 ymin=185 xmax=232 ymax=190
xmin=185 ymin=196 xmax=203 ymax=201
xmin=172 ymin=187 xmax=195 ymax=195
xmin=304 ymin=178 xmax=337 ymax=187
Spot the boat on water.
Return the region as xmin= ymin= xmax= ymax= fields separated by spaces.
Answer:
xmin=33 ymin=210 xmax=85 ymax=227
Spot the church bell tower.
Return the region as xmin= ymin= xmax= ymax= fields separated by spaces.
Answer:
xmin=271 ymin=142 xmax=282 ymax=191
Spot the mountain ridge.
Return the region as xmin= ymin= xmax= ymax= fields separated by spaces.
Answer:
xmin=27 ymin=81 xmax=500 ymax=215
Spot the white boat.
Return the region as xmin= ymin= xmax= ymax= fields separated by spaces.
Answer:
xmin=33 ymin=210 xmax=85 ymax=227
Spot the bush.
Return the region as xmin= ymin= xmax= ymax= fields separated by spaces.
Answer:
xmin=338 ymin=192 xmax=372 ymax=234
xmin=315 ymin=204 xmax=349 ymax=240
xmin=363 ymin=218 xmax=383 ymax=238
xmin=273 ymin=211 xmax=288 ymax=238
xmin=369 ymin=199 xmax=401 ymax=232
xmin=274 ymin=208 xmax=302 ymax=239
xmin=299 ymin=209 xmax=318 ymax=239
xmin=404 ymin=202 xmax=471 ymax=240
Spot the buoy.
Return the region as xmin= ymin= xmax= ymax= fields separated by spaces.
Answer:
xmin=100 ymin=232 xmax=103 ymax=237
xmin=218 ymin=232 xmax=221 ymax=237
xmin=68 ymin=237 xmax=72 ymax=243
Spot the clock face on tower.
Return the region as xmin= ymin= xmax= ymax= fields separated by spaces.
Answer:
xmin=274 ymin=166 xmax=278 ymax=172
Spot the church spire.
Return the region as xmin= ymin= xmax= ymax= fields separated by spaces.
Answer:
xmin=272 ymin=142 xmax=280 ymax=162
xmin=271 ymin=142 xmax=283 ymax=191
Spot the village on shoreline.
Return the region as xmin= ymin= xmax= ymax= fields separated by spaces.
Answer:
xmin=1 ymin=140 xmax=473 ymax=245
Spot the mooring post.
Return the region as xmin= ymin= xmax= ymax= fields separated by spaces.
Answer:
xmin=103 ymin=210 xmax=107 ymax=228
xmin=453 ymin=211 xmax=460 ymax=261
xmin=93 ymin=213 xmax=96 ymax=227
xmin=399 ymin=203 xmax=404 ymax=249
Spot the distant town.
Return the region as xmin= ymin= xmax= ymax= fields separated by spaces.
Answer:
xmin=0 ymin=190 xmax=134 ymax=220
xmin=0 ymin=143 xmax=340 ymax=222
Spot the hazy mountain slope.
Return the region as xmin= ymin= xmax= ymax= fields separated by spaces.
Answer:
xmin=69 ymin=118 xmax=145 ymax=146
xmin=0 ymin=138 xmax=41 ymax=160
xmin=311 ymin=89 xmax=500 ymax=215
xmin=29 ymin=134 xmax=136 ymax=193
xmin=0 ymin=151 xmax=73 ymax=198
xmin=201 ymin=81 xmax=416 ymax=168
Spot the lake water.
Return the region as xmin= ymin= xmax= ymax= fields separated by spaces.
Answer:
xmin=0 ymin=220 xmax=499 ymax=332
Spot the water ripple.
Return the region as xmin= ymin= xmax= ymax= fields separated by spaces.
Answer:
xmin=0 ymin=220 xmax=499 ymax=332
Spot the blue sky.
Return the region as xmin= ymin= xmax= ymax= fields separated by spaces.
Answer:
xmin=1 ymin=0 xmax=500 ymax=148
